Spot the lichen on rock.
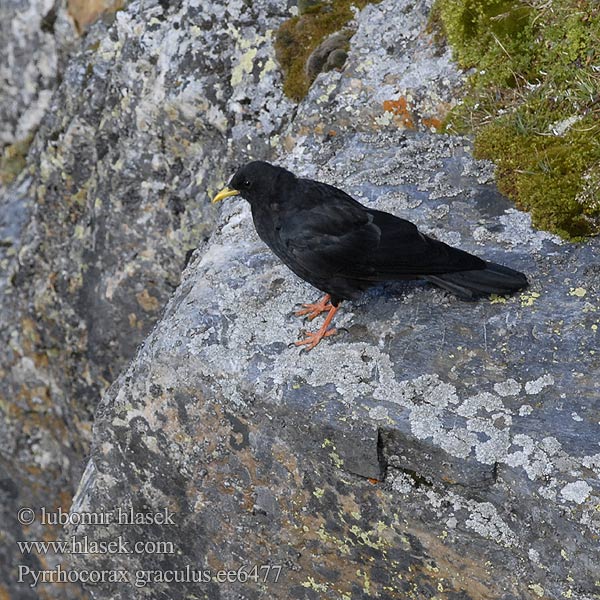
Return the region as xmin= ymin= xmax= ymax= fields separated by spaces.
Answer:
xmin=0 ymin=0 xmax=293 ymax=596
xmin=1 ymin=0 xmax=599 ymax=598
xmin=71 ymin=127 xmax=600 ymax=598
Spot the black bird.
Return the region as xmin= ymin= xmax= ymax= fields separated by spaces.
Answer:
xmin=213 ymin=161 xmax=528 ymax=350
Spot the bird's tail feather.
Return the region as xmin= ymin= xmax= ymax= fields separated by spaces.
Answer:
xmin=425 ymin=261 xmax=528 ymax=300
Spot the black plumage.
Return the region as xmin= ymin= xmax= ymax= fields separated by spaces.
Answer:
xmin=213 ymin=161 xmax=528 ymax=350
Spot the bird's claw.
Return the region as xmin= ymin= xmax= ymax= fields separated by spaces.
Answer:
xmin=294 ymin=294 xmax=333 ymax=321
xmin=295 ymin=327 xmax=337 ymax=352
xmin=295 ymin=302 xmax=334 ymax=321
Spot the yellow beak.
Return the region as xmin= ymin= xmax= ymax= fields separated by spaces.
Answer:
xmin=212 ymin=187 xmax=240 ymax=204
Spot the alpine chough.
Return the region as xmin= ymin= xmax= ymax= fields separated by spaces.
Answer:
xmin=213 ymin=161 xmax=528 ymax=351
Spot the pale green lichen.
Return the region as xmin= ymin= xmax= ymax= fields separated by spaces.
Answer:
xmin=356 ymin=568 xmax=371 ymax=594
xmin=315 ymin=525 xmax=352 ymax=554
xmin=231 ymin=47 xmax=258 ymax=87
xmin=330 ymin=450 xmax=344 ymax=468
xmin=520 ymin=291 xmax=540 ymax=307
xmin=529 ymin=582 xmax=545 ymax=597
xmin=348 ymin=524 xmax=390 ymax=551
xmin=569 ymin=287 xmax=587 ymax=298
xmin=301 ymin=576 xmax=330 ymax=592
xmin=0 ymin=134 xmax=34 ymax=184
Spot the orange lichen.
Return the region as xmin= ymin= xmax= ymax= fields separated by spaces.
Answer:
xmin=422 ymin=116 xmax=442 ymax=131
xmin=135 ymin=289 xmax=161 ymax=312
xmin=383 ymin=98 xmax=415 ymax=129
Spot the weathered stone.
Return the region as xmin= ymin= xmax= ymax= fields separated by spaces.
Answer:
xmin=70 ymin=127 xmax=600 ymax=599
xmin=0 ymin=0 xmax=77 ymax=152
xmin=287 ymin=0 xmax=465 ymax=136
xmin=3 ymin=0 xmax=599 ymax=598
xmin=0 ymin=0 xmax=293 ymax=596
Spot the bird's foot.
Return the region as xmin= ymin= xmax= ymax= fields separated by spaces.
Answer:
xmin=295 ymin=327 xmax=338 ymax=352
xmin=294 ymin=302 xmax=339 ymax=352
xmin=295 ymin=294 xmax=333 ymax=321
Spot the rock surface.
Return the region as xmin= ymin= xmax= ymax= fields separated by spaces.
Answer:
xmin=287 ymin=0 xmax=465 ymax=138
xmin=0 ymin=0 xmax=76 ymax=151
xmin=2 ymin=0 xmax=599 ymax=598
xmin=1 ymin=0 xmax=292 ymax=597
xmin=71 ymin=127 xmax=600 ymax=599
xmin=69 ymin=1 xmax=599 ymax=598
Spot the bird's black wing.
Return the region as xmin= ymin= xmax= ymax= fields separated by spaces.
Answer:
xmin=281 ymin=186 xmax=484 ymax=281
xmin=364 ymin=209 xmax=485 ymax=276
xmin=280 ymin=195 xmax=381 ymax=279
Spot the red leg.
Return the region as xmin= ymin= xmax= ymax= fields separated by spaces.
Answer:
xmin=295 ymin=293 xmax=333 ymax=321
xmin=295 ymin=304 xmax=339 ymax=351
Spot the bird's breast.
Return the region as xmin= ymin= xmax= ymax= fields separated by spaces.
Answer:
xmin=251 ymin=203 xmax=285 ymax=253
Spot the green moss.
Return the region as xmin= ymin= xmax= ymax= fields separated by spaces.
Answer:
xmin=433 ymin=0 xmax=600 ymax=238
xmin=0 ymin=134 xmax=34 ymax=185
xmin=475 ymin=116 xmax=600 ymax=237
xmin=275 ymin=0 xmax=380 ymax=101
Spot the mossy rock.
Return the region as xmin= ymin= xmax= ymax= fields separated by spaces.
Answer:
xmin=433 ymin=0 xmax=600 ymax=238
xmin=305 ymin=30 xmax=352 ymax=82
xmin=1 ymin=134 xmax=34 ymax=185
xmin=275 ymin=0 xmax=380 ymax=101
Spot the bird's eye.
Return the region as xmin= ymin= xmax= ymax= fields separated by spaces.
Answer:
xmin=243 ymin=179 xmax=251 ymax=188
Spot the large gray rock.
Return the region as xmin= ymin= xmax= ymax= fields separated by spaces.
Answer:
xmin=0 ymin=0 xmax=293 ymax=597
xmin=71 ymin=127 xmax=600 ymax=599
xmin=67 ymin=0 xmax=600 ymax=589
xmin=4 ymin=0 xmax=599 ymax=597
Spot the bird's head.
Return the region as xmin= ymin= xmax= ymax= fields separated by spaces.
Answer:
xmin=212 ymin=161 xmax=296 ymax=205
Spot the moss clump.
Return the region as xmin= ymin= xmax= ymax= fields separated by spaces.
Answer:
xmin=433 ymin=0 xmax=600 ymax=238
xmin=0 ymin=134 xmax=34 ymax=185
xmin=275 ymin=0 xmax=380 ymax=102
xmin=475 ymin=115 xmax=600 ymax=237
